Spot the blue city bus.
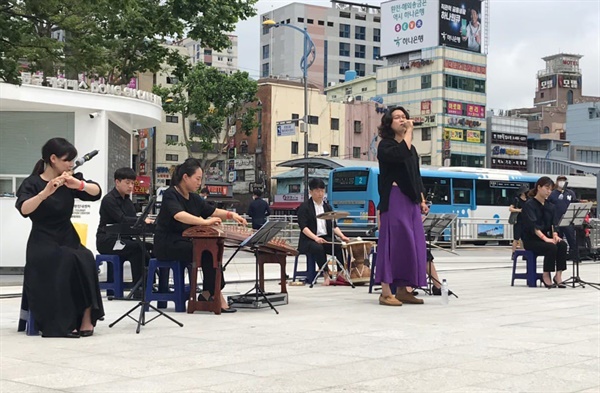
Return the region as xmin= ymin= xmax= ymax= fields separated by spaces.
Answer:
xmin=328 ymin=162 xmax=597 ymax=242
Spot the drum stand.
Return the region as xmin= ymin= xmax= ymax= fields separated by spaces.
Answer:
xmin=309 ymin=236 xmax=355 ymax=289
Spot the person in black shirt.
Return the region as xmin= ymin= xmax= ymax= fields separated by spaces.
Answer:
xmin=521 ymin=176 xmax=568 ymax=288
xmin=376 ymin=106 xmax=429 ymax=306
xmin=247 ymin=189 xmax=271 ymax=230
xmin=96 ymin=168 xmax=153 ymax=298
xmin=548 ymin=175 xmax=579 ymax=262
xmin=16 ymin=137 xmax=103 ymax=338
xmin=154 ymin=158 xmax=247 ymax=313
xmin=509 ymin=185 xmax=529 ymax=256
xmin=296 ymin=178 xmax=350 ymax=285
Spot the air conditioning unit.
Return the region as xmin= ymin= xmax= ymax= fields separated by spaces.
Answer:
xmin=327 ymin=81 xmax=336 ymax=87
xmin=346 ymin=95 xmax=354 ymax=103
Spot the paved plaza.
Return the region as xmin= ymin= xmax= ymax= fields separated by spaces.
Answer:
xmin=1 ymin=247 xmax=599 ymax=392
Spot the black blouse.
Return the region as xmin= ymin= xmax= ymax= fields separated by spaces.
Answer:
xmin=521 ymin=197 xmax=556 ymax=242
xmin=377 ymin=137 xmax=425 ymax=212
xmin=154 ymin=187 xmax=216 ymax=249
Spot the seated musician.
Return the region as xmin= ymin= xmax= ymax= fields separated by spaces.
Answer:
xmin=96 ymin=167 xmax=153 ymax=299
xmin=154 ymin=158 xmax=247 ymax=313
xmin=297 ymin=178 xmax=350 ymax=285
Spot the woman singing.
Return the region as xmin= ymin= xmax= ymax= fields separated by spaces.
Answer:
xmin=16 ymin=138 xmax=104 ymax=337
xmin=521 ymin=176 xmax=568 ymax=288
xmin=154 ymin=158 xmax=247 ymax=312
xmin=376 ymin=107 xmax=428 ymax=306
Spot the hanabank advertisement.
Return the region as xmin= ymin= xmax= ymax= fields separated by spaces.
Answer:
xmin=439 ymin=0 xmax=483 ymax=53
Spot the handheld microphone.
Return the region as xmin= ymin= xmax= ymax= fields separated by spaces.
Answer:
xmin=73 ymin=150 xmax=99 ymax=170
xmin=561 ymin=181 xmax=568 ymax=194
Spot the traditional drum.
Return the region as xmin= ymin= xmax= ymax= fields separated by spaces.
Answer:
xmin=343 ymin=240 xmax=374 ymax=285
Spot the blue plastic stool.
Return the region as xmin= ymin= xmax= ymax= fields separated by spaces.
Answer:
xmin=145 ymin=259 xmax=191 ymax=312
xmin=293 ymin=253 xmax=317 ymax=283
xmin=511 ymin=250 xmax=542 ymax=287
xmin=96 ymin=254 xmax=125 ymax=297
xmin=17 ymin=290 xmax=39 ymax=336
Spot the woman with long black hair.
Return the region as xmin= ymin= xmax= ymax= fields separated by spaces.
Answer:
xmin=521 ymin=176 xmax=568 ymax=288
xmin=16 ymin=137 xmax=104 ymax=337
xmin=154 ymin=158 xmax=247 ymax=312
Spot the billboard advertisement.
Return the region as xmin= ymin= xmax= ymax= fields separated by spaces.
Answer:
xmin=439 ymin=0 xmax=483 ymax=53
xmin=381 ymin=0 xmax=439 ymax=57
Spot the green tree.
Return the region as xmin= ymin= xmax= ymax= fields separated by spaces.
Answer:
xmin=1 ymin=0 xmax=257 ymax=84
xmin=153 ymin=63 xmax=259 ymax=184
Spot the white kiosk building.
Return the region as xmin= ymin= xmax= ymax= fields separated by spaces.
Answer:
xmin=0 ymin=80 xmax=162 ymax=270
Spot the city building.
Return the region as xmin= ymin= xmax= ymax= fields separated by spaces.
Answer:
xmin=566 ymin=102 xmax=600 ymax=165
xmin=0 ymin=77 xmax=162 ymax=270
xmin=230 ymin=78 xmax=380 ymax=204
xmin=486 ymin=112 xmax=528 ymax=171
xmin=508 ymin=53 xmax=600 ymax=139
xmin=324 ymin=73 xmax=377 ymax=102
xmin=180 ymin=36 xmax=239 ymax=75
xmin=260 ymin=1 xmax=385 ymax=89
xmin=377 ymin=46 xmax=488 ymax=167
xmin=376 ymin=0 xmax=489 ymax=167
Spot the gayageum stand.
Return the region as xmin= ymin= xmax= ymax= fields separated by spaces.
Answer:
xmin=558 ymin=202 xmax=599 ymax=290
xmin=420 ymin=213 xmax=459 ymax=298
xmin=108 ymin=197 xmax=183 ymax=333
xmin=226 ymin=221 xmax=288 ymax=314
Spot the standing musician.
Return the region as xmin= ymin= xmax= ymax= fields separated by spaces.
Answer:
xmin=548 ymin=175 xmax=579 ymax=262
xmin=376 ymin=106 xmax=428 ymax=306
xmin=96 ymin=167 xmax=153 ymax=299
xmin=16 ymin=137 xmax=104 ymax=338
xmin=247 ymin=188 xmax=271 ymax=230
xmin=296 ymin=178 xmax=350 ymax=285
xmin=154 ymin=158 xmax=247 ymax=313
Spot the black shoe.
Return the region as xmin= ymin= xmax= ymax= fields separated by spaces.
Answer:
xmin=553 ymin=277 xmax=566 ymax=288
xmin=197 ymin=293 xmax=214 ymax=302
xmin=541 ymin=276 xmax=555 ymax=289
xmin=220 ymin=308 xmax=237 ymax=313
xmin=80 ymin=329 xmax=94 ymax=337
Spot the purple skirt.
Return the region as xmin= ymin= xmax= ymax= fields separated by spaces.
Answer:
xmin=375 ymin=186 xmax=427 ymax=287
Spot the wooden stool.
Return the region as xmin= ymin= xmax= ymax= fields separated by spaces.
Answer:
xmin=258 ymin=250 xmax=288 ymax=294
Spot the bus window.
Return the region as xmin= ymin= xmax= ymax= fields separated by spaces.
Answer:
xmin=332 ymin=170 xmax=369 ymax=192
xmin=422 ymin=177 xmax=450 ymax=204
xmin=476 ymin=180 xmax=527 ymax=206
xmin=453 ymin=189 xmax=471 ymax=205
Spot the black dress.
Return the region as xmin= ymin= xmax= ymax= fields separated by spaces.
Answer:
xmin=16 ymin=174 xmax=104 ymax=337
xmin=154 ymin=187 xmax=224 ymax=295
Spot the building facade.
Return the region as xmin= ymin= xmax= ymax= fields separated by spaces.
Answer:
xmin=566 ymin=102 xmax=600 ymax=165
xmin=180 ymin=36 xmax=239 ymax=75
xmin=260 ymin=1 xmax=385 ymax=89
xmin=324 ymin=74 xmax=378 ymax=103
xmin=231 ymin=78 xmax=379 ymax=200
xmin=509 ymin=53 xmax=600 ymax=139
xmin=486 ymin=113 xmax=528 ymax=171
xmin=377 ymin=46 xmax=488 ymax=167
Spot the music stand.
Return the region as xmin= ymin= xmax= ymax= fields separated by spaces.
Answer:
xmin=558 ymin=203 xmax=598 ymax=290
xmin=420 ymin=213 xmax=459 ymax=298
xmin=109 ymin=197 xmax=184 ymax=332
xmin=234 ymin=220 xmax=288 ymax=314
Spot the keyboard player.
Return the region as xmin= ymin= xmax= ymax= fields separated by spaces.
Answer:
xmin=96 ymin=168 xmax=153 ymax=298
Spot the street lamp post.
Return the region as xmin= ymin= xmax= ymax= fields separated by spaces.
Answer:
xmin=544 ymin=142 xmax=570 ymax=174
xmin=263 ymin=19 xmax=316 ymax=201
